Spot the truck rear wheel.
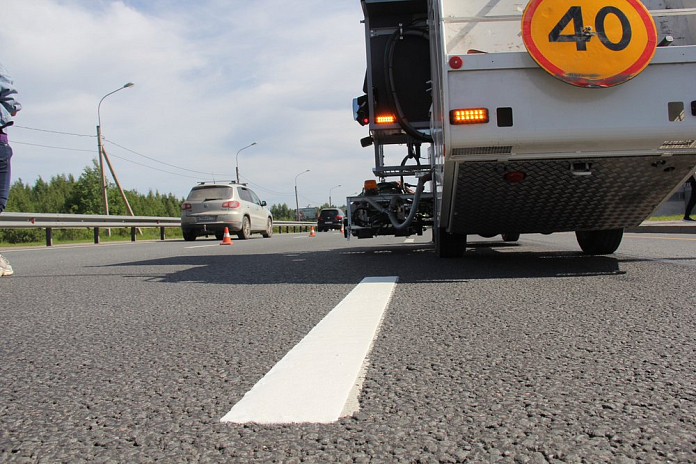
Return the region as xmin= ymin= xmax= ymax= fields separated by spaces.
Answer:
xmin=436 ymin=228 xmax=466 ymax=258
xmin=575 ymin=229 xmax=624 ymax=255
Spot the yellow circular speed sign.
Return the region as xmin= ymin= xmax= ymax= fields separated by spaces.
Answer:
xmin=522 ymin=0 xmax=657 ymax=87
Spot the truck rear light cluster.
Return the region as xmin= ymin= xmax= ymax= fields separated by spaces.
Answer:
xmin=450 ymin=108 xmax=489 ymax=124
xmin=504 ymin=171 xmax=526 ymax=183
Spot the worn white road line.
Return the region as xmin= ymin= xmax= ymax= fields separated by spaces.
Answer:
xmin=220 ymin=276 xmax=398 ymax=424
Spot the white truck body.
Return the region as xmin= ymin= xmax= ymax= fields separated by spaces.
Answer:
xmin=350 ymin=0 xmax=696 ymax=256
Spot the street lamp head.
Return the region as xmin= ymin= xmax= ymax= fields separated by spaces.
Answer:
xmin=235 ymin=142 xmax=259 ymax=183
xmin=98 ymin=82 xmax=135 ymax=126
xmin=295 ymin=169 xmax=310 ymax=182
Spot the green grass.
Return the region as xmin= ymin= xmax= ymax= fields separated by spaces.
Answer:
xmin=0 ymin=227 xmax=183 ymax=248
xmin=647 ymin=215 xmax=685 ymax=221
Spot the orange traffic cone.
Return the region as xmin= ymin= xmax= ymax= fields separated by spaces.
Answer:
xmin=340 ymin=223 xmax=344 ymax=234
xmin=309 ymin=226 xmax=316 ymax=237
xmin=220 ymin=227 xmax=233 ymax=245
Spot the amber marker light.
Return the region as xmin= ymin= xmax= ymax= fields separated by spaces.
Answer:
xmin=375 ymin=114 xmax=396 ymax=124
xmin=450 ymin=108 xmax=489 ymax=125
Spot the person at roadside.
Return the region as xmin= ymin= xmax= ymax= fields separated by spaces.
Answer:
xmin=0 ymin=62 xmax=21 ymax=276
xmin=685 ymin=175 xmax=696 ymax=222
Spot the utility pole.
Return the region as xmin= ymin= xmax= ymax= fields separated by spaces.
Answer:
xmin=294 ymin=170 xmax=310 ymax=221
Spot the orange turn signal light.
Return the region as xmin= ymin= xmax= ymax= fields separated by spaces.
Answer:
xmin=375 ymin=114 xmax=396 ymax=124
xmin=450 ymin=108 xmax=489 ymax=125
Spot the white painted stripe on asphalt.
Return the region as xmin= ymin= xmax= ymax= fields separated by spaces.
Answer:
xmin=220 ymin=276 xmax=398 ymax=424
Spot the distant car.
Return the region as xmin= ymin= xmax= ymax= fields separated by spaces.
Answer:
xmin=317 ymin=208 xmax=345 ymax=232
xmin=180 ymin=182 xmax=273 ymax=241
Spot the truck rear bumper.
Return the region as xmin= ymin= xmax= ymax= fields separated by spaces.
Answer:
xmin=447 ymin=154 xmax=696 ymax=235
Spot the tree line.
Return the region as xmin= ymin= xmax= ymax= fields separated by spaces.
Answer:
xmin=1 ymin=160 xmax=182 ymax=243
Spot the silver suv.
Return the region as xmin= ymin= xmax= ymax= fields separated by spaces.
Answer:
xmin=181 ymin=182 xmax=273 ymax=241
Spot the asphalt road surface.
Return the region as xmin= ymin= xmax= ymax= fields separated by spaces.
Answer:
xmin=1 ymin=231 xmax=694 ymax=463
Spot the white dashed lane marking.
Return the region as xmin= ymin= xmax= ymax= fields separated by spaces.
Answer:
xmin=220 ymin=276 xmax=398 ymax=424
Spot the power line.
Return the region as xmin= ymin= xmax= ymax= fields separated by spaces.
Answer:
xmin=14 ymin=125 xmax=212 ymax=176
xmin=238 ymin=174 xmax=293 ymax=196
xmin=13 ymin=125 xmax=95 ymax=138
xmin=105 ymin=140 xmax=296 ymax=193
xmin=12 ymin=125 xmax=301 ymax=198
xmin=104 ymin=138 xmax=226 ymax=176
xmin=14 ymin=138 xmax=200 ymax=179
xmin=103 ymin=152 xmax=202 ymax=179
xmin=13 ymin=140 xmax=95 ymax=152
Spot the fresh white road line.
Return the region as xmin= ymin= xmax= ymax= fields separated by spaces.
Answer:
xmin=624 ymin=234 xmax=696 ymax=242
xmin=220 ymin=276 xmax=398 ymax=424
xmin=185 ymin=244 xmax=224 ymax=249
xmin=404 ymin=238 xmax=415 ymax=243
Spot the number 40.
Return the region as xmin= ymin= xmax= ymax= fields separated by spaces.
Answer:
xmin=549 ymin=6 xmax=632 ymax=51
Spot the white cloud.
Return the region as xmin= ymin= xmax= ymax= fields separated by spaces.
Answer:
xmin=2 ymin=0 xmax=371 ymax=208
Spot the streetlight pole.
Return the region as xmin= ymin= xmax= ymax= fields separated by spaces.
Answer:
xmin=329 ymin=184 xmax=341 ymax=207
xmin=235 ymin=142 xmax=257 ymax=183
xmin=96 ymin=82 xmax=134 ymax=217
xmin=295 ymin=169 xmax=310 ymax=221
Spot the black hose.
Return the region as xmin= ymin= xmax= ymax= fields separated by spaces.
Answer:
xmin=384 ymin=27 xmax=433 ymax=143
xmin=387 ymin=173 xmax=431 ymax=231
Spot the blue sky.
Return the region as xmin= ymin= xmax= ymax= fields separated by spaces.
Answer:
xmin=2 ymin=0 xmax=377 ymax=208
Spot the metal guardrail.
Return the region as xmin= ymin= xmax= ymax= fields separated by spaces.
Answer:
xmin=0 ymin=212 xmax=180 ymax=246
xmin=274 ymin=221 xmax=317 ymax=235
xmin=0 ymin=212 xmax=316 ymax=246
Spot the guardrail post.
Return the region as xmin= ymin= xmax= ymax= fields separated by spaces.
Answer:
xmin=94 ymin=227 xmax=100 ymax=244
xmin=46 ymin=228 xmax=53 ymax=247
xmin=131 ymin=227 xmax=136 ymax=242
xmin=160 ymin=227 xmax=166 ymax=241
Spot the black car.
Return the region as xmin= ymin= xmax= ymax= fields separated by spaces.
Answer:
xmin=317 ymin=208 xmax=345 ymax=232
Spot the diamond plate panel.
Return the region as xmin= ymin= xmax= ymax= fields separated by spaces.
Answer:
xmin=450 ymin=155 xmax=696 ymax=235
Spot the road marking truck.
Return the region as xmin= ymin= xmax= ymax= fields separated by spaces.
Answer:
xmin=348 ymin=0 xmax=696 ymax=257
